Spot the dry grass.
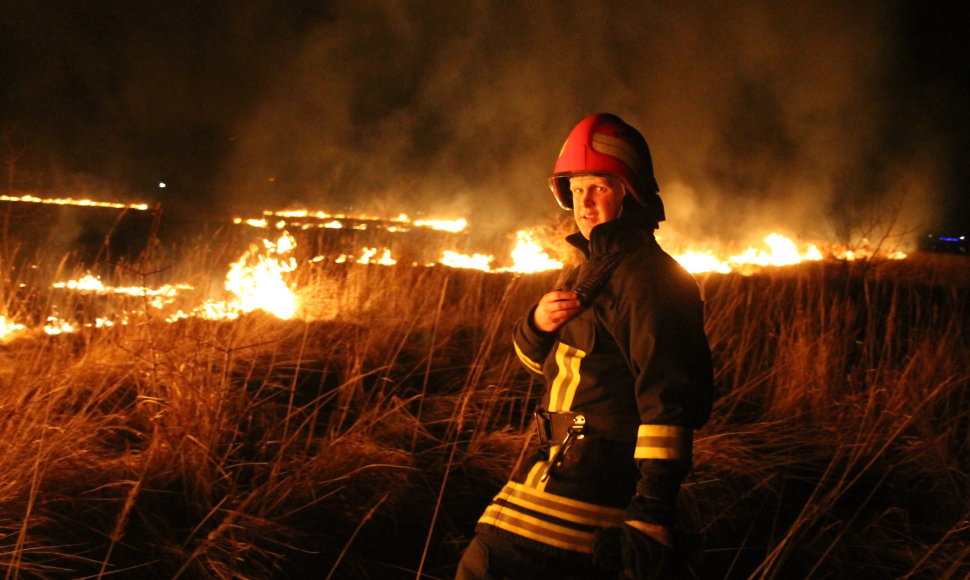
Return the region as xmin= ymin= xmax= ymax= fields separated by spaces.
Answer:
xmin=0 ymin=232 xmax=967 ymax=579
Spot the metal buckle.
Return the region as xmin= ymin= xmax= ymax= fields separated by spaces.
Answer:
xmin=541 ymin=414 xmax=586 ymax=482
xmin=534 ymin=411 xmax=551 ymax=443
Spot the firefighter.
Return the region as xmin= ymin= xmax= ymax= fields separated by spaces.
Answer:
xmin=456 ymin=113 xmax=714 ymax=579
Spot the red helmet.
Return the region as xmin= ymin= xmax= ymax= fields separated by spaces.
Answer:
xmin=548 ymin=113 xmax=664 ymax=223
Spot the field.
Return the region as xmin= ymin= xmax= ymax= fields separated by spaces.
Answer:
xmin=0 ymin=223 xmax=967 ymax=579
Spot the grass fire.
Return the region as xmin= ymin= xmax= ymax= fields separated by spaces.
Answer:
xmin=0 ymin=195 xmax=966 ymax=579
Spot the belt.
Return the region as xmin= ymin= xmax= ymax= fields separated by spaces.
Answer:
xmin=534 ymin=410 xmax=638 ymax=443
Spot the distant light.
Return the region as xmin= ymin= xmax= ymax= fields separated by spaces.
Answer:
xmin=158 ymin=182 xmax=166 ymax=188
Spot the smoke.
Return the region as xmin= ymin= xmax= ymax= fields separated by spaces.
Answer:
xmin=2 ymin=1 xmax=963 ymax=246
xmin=219 ymin=0 xmax=950 ymax=247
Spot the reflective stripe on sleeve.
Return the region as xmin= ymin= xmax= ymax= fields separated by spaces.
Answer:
xmin=512 ymin=338 xmax=544 ymax=375
xmin=634 ymin=424 xmax=692 ymax=461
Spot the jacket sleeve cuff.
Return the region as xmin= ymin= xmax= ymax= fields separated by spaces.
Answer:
xmin=512 ymin=305 xmax=554 ymax=376
xmin=634 ymin=424 xmax=692 ymax=461
xmin=627 ymin=458 xmax=690 ymax=527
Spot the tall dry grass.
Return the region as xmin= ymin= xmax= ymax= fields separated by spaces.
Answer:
xmin=0 ymin=229 xmax=966 ymax=579
xmin=692 ymin=257 xmax=969 ymax=579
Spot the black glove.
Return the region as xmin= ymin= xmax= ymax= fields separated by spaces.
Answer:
xmin=620 ymin=523 xmax=672 ymax=580
xmin=620 ymin=524 xmax=706 ymax=580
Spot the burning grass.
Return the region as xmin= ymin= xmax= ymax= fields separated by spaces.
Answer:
xmin=0 ymin=233 xmax=967 ymax=579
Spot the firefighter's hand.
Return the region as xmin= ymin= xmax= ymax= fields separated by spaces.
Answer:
xmin=620 ymin=521 xmax=673 ymax=579
xmin=533 ymin=291 xmax=582 ymax=332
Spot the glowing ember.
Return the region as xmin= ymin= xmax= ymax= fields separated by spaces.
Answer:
xmin=54 ymin=274 xmax=105 ymax=292
xmin=0 ymin=194 xmax=149 ymax=210
xmin=357 ymin=248 xmax=397 ymax=265
xmin=330 ymin=247 xmax=398 ymax=265
xmin=831 ymin=239 xmax=908 ymax=261
xmin=233 ymin=217 xmax=269 ymax=228
xmin=44 ymin=316 xmax=76 ymax=335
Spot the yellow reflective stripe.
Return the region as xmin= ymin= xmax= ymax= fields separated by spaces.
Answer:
xmin=548 ymin=343 xmax=586 ymax=412
xmin=592 ymin=131 xmax=642 ymax=171
xmin=548 ymin=343 xmax=571 ymax=411
xmin=634 ymin=424 xmax=692 ymax=460
xmin=497 ymin=482 xmax=626 ymax=528
xmin=478 ymin=504 xmax=595 ymax=554
xmin=524 ymin=461 xmax=549 ymax=490
xmin=512 ymin=338 xmax=543 ymax=374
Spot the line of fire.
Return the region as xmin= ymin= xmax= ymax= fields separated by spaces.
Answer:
xmin=0 ymin=192 xmax=937 ymax=341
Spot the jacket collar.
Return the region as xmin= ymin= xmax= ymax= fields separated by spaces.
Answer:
xmin=565 ymin=215 xmax=656 ymax=259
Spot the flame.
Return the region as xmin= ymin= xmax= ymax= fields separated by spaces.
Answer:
xmin=413 ymin=218 xmax=467 ymax=233
xmin=435 ymin=230 xmax=562 ymax=273
xmin=166 ymin=231 xmax=301 ymax=322
xmin=673 ymin=234 xmax=826 ymax=274
xmin=220 ymin=231 xmax=299 ymax=319
xmin=728 ymin=233 xmax=822 ymax=267
xmin=233 ymin=209 xmax=468 ymax=233
xmin=831 ymin=238 xmax=908 ymax=261
xmin=670 ymin=233 xmax=904 ymax=274
xmin=20 ymin=201 xmax=915 ymax=337
xmin=44 ymin=316 xmax=76 ymax=335
xmin=52 ymin=275 xmax=193 ymax=309
xmin=358 ymin=248 xmax=397 ymax=265
xmin=673 ymin=252 xmax=732 ymax=274
xmin=54 ymin=274 xmax=105 ymax=292
xmin=232 ymin=217 xmax=269 ymax=228
xmin=503 ymin=230 xmax=564 ymax=273
xmin=0 ymin=316 xmax=26 ymax=340
xmin=329 ymin=247 xmax=398 ymax=265
xmin=439 ymin=251 xmax=494 ymax=271
xmin=0 ymin=194 xmax=149 ymax=210
xmin=228 ymin=207 xmax=908 ymax=276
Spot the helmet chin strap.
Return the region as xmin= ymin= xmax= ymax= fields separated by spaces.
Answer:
xmin=616 ymin=187 xmax=629 ymax=219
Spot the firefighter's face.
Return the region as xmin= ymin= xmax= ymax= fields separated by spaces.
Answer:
xmin=570 ymin=174 xmax=626 ymax=239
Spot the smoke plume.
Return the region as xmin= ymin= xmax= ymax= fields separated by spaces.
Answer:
xmin=2 ymin=1 xmax=966 ymax=248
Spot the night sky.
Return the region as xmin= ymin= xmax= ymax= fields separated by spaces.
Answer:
xmin=2 ymin=1 xmax=968 ymax=246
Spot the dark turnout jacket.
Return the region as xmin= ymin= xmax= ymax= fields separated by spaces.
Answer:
xmin=476 ymin=215 xmax=714 ymax=557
